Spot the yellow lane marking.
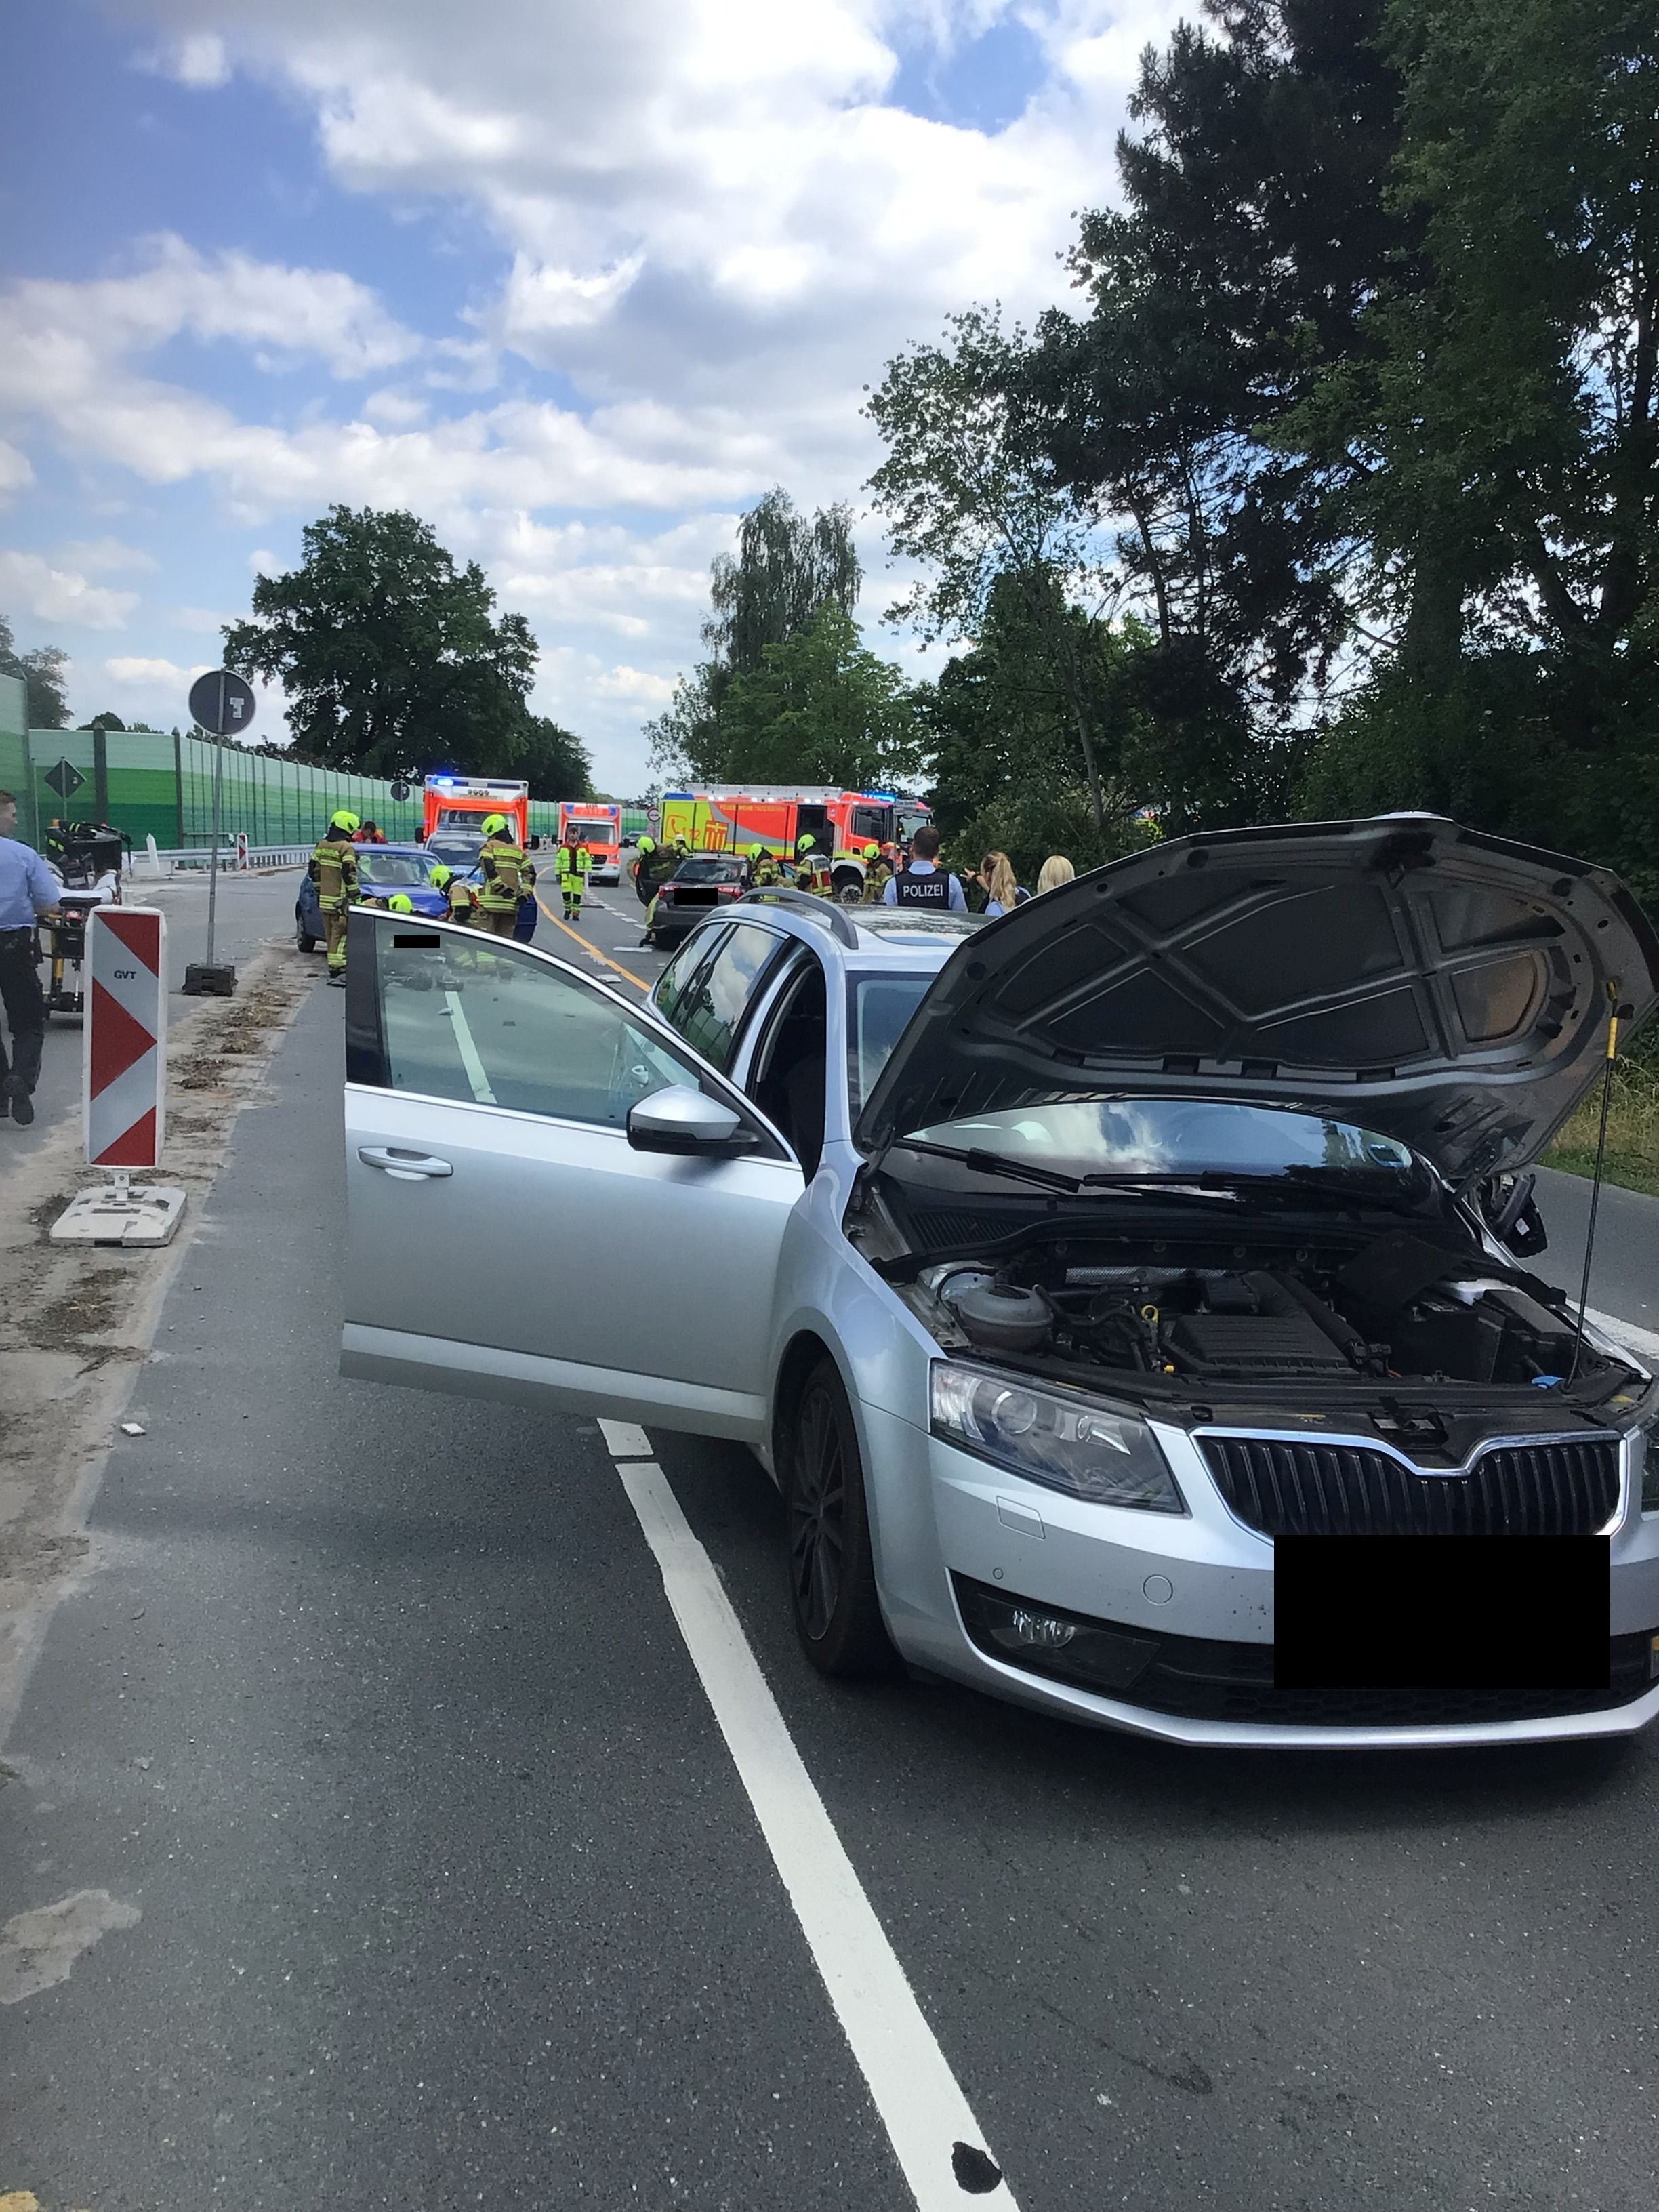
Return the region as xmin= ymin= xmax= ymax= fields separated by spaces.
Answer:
xmin=534 ymin=891 xmax=650 ymax=993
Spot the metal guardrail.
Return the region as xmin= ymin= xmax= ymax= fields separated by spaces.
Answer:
xmin=130 ymin=840 xmax=311 ymax=874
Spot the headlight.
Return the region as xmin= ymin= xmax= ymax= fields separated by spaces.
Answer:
xmin=930 ymin=1361 xmax=1185 ymax=1513
xmin=1642 ymin=1421 xmax=1659 ymax=1514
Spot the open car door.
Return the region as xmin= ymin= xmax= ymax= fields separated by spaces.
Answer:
xmin=340 ymin=910 xmax=804 ymax=1440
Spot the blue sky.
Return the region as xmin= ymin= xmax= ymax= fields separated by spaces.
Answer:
xmin=0 ymin=0 xmax=1177 ymax=792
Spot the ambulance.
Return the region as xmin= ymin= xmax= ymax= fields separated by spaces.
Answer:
xmin=556 ymin=800 xmax=623 ymax=884
xmin=421 ymin=775 xmax=530 ymax=859
xmin=657 ymin=787 xmax=932 ymax=901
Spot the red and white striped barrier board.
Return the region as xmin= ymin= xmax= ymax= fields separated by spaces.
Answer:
xmin=85 ymin=905 xmax=167 ymax=1168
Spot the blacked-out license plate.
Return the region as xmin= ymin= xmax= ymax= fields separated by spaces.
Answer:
xmin=1273 ymin=1536 xmax=1610 ymax=1690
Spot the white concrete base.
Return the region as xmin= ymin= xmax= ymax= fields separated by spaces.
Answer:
xmin=50 ymin=1183 xmax=187 ymax=1248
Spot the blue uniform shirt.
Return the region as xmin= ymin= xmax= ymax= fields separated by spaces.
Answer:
xmin=0 ymin=835 xmax=60 ymax=929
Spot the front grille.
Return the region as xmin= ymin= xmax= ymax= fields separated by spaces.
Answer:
xmin=1199 ymin=1433 xmax=1621 ymax=1539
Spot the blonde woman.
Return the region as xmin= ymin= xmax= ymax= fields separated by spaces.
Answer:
xmin=979 ymin=850 xmax=1025 ymax=918
xmin=1036 ymin=854 xmax=1076 ymax=895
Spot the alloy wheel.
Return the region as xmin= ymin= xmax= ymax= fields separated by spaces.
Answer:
xmin=790 ymin=1383 xmax=846 ymax=1642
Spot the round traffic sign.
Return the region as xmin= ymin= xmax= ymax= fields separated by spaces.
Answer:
xmin=188 ymin=669 xmax=258 ymax=737
xmin=390 ymin=779 xmax=411 ymax=802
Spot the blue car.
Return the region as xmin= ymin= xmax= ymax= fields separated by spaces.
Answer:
xmin=295 ymin=843 xmax=447 ymax=950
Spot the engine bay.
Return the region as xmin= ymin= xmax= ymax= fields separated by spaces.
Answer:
xmin=883 ymin=1222 xmax=1641 ymax=1408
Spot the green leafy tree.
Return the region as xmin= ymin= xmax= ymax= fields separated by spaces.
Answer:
xmin=647 ymin=488 xmax=863 ymax=780
xmin=866 ymin=306 xmax=1119 ymax=829
xmin=88 ymin=710 xmax=125 ymax=731
xmin=0 ymin=613 xmax=70 ymax=729
xmin=1032 ymin=1 xmax=1408 ymax=696
xmin=222 ymin=506 xmax=577 ymax=787
xmin=709 ymin=606 xmax=920 ymax=791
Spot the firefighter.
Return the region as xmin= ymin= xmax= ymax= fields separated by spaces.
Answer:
xmin=860 ymin=842 xmax=893 ymax=903
xmin=310 ymin=811 xmax=361 ymax=985
xmin=752 ymin=846 xmax=785 ymax=889
xmin=636 ymin=836 xmax=684 ymax=945
xmin=792 ymin=832 xmax=831 ymax=896
xmin=386 ymin=893 xmax=414 ymax=914
xmin=476 ymin=813 xmax=535 ymax=937
xmin=428 ymin=863 xmax=478 ymax=928
xmin=631 ymin=835 xmax=658 ymax=907
xmin=556 ymin=831 xmax=592 ymax=921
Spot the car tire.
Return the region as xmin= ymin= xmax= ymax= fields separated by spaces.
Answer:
xmin=832 ymin=868 xmax=863 ymax=905
xmin=784 ymin=1355 xmax=897 ymax=1677
xmin=296 ymin=929 xmax=316 ymax=953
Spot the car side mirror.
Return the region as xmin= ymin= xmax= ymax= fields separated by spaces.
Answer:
xmin=627 ymin=1085 xmax=745 ymax=1156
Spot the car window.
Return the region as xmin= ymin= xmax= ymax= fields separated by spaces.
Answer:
xmin=676 ymin=856 xmax=746 ymax=882
xmin=670 ymin=922 xmax=787 ymax=1071
xmin=653 ymin=926 xmax=730 ymax=1028
xmin=359 ymin=853 xmax=431 ymax=886
xmin=847 ymin=974 xmax=932 ymax=1109
xmin=372 ymin=926 xmax=696 ymax=1128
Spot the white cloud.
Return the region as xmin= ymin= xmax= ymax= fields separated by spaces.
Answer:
xmin=0 ymin=236 xmax=418 ymax=397
xmin=0 ymin=438 xmax=34 ymax=503
xmin=103 ymin=654 xmax=213 ymax=688
xmin=56 ymin=536 xmax=158 ymax=574
xmin=16 ymin=0 xmax=1187 ymax=788
xmin=592 ymin=665 xmax=676 ymax=704
xmin=171 ymin=31 xmax=231 ymax=85
xmin=0 ymin=550 xmax=140 ymax=630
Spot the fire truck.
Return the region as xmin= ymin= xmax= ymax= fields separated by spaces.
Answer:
xmin=421 ymin=775 xmax=531 ymax=855
xmin=657 ymin=787 xmax=932 ymax=901
xmin=556 ymin=800 xmax=623 ymax=884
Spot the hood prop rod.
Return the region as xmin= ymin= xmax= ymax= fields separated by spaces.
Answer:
xmin=1568 ymin=979 xmax=1624 ymax=1383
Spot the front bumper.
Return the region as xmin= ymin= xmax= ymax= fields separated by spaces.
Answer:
xmin=862 ymin=1406 xmax=1659 ymax=1748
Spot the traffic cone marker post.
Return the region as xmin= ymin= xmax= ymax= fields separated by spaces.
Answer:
xmin=50 ymin=906 xmax=187 ymax=1248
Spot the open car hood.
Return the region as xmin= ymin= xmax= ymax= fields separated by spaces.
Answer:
xmin=853 ymin=817 xmax=1659 ymax=1185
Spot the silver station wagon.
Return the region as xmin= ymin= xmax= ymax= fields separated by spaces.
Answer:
xmin=341 ymin=816 xmax=1659 ymax=1748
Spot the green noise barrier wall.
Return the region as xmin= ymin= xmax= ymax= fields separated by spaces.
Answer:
xmin=3 ymin=719 xmax=566 ymax=853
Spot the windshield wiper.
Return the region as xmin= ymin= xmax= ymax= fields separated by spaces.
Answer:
xmin=888 ymin=1138 xmax=1084 ymax=1194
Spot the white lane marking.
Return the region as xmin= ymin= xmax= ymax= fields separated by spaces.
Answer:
xmin=614 ymin=1454 xmax=1018 ymax=2210
xmin=598 ymin=1418 xmax=651 ymax=1458
xmin=1587 ymin=1306 xmax=1659 ymax=1364
xmin=443 ymin=989 xmax=497 ymax=1105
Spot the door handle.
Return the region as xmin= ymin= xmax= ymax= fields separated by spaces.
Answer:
xmin=357 ymin=1146 xmax=453 ymax=1180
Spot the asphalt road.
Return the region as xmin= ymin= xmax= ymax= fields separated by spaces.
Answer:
xmin=3 ymin=878 xmax=1658 ymax=2210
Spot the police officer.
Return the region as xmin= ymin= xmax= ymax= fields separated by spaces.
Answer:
xmin=476 ymin=813 xmax=535 ymax=937
xmin=310 ymin=811 xmax=361 ymax=985
xmin=0 ymin=787 xmax=61 ymax=1125
xmin=556 ymin=830 xmax=592 ymax=921
xmin=883 ymin=823 xmax=967 ymax=909
xmin=428 ymin=863 xmax=478 ymax=928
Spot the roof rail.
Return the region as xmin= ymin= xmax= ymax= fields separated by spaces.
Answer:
xmin=736 ymin=886 xmax=861 ymax=948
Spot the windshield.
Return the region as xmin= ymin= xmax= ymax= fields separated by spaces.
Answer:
xmin=848 ymin=974 xmax=931 ymax=1109
xmin=677 ymin=856 xmax=745 ymax=882
xmin=358 ymin=852 xmax=432 ymax=886
xmin=903 ymin=1099 xmax=1433 ymax=1192
xmin=426 ymin=837 xmax=482 ymax=869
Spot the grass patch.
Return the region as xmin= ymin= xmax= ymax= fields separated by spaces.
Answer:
xmin=1541 ymin=1057 xmax=1659 ymax=1197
